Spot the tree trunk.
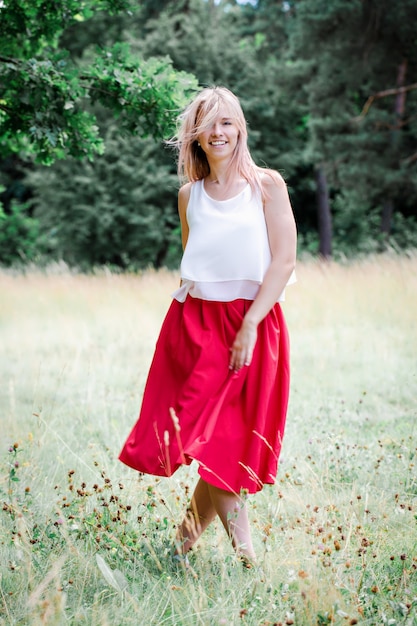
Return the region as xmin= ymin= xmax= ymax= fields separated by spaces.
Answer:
xmin=381 ymin=198 xmax=394 ymax=236
xmin=394 ymin=58 xmax=408 ymax=123
xmin=315 ymin=166 xmax=332 ymax=258
xmin=381 ymin=57 xmax=408 ymax=236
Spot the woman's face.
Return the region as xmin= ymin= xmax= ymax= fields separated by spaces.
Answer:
xmin=197 ymin=106 xmax=239 ymax=162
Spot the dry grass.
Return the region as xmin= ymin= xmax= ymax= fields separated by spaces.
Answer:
xmin=0 ymin=254 xmax=416 ymax=625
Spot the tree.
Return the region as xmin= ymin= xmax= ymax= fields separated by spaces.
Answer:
xmin=0 ymin=0 xmax=198 ymax=164
xmin=27 ymin=130 xmax=181 ymax=268
xmin=0 ymin=0 xmax=198 ymax=266
xmin=2 ymin=0 xmax=416 ymax=267
xmin=286 ymin=0 xmax=417 ymax=256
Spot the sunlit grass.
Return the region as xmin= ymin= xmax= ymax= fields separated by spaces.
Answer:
xmin=1 ymin=254 xmax=416 ymax=625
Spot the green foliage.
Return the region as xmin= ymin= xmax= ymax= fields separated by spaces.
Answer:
xmin=1 ymin=53 xmax=104 ymax=163
xmin=0 ymin=0 xmax=198 ymax=163
xmin=331 ymin=187 xmax=417 ymax=257
xmin=0 ymin=195 xmax=42 ymax=265
xmin=2 ymin=0 xmax=417 ymax=266
xmin=28 ymin=130 xmax=181 ymax=269
xmin=389 ymin=212 xmax=417 ymax=251
xmin=286 ymin=0 xmax=417 ymax=245
xmin=0 ymin=0 xmax=133 ymax=58
xmin=86 ymin=45 xmax=196 ymax=139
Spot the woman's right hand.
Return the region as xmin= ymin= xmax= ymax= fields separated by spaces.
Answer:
xmin=229 ymin=319 xmax=258 ymax=372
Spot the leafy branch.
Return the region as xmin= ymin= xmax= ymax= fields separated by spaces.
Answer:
xmin=0 ymin=1 xmax=197 ymax=163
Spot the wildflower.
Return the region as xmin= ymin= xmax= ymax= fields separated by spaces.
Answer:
xmin=169 ymin=407 xmax=181 ymax=432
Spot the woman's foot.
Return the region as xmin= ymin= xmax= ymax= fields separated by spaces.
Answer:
xmin=170 ymin=547 xmax=198 ymax=577
xmin=238 ymin=553 xmax=257 ymax=569
xmin=172 ymin=552 xmax=190 ymax=568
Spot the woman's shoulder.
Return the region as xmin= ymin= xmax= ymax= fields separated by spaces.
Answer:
xmin=178 ymin=180 xmax=202 ymax=217
xmin=178 ymin=179 xmax=203 ymax=201
xmin=178 ymin=181 xmax=193 ymax=202
xmin=257 ymin=167 xmax=286 ymax=190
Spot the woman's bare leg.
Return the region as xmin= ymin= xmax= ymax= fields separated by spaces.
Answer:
xmin=174 ymin=477 xmax=217 ymax=554
xmin=206 ymin=483 xmax=256 ymax=562
xmin=175 ymin=478 xmax=256 ymax=563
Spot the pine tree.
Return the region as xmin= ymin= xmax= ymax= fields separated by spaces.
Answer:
xmin=286 ymin=0 xmax=417 ymax=255
xmin=28 ymin=129 xmax=181 ymax=269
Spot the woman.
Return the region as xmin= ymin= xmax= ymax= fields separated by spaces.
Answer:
xmin=119 ymin=86 xmax=297 ymax=567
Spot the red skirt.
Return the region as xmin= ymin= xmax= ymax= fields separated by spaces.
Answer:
xmin=119 ymin=296 xmax=290 ymax=494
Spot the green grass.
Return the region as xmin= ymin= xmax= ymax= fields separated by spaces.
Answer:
xmin=1 ymin=255 xmax=416 ymax=625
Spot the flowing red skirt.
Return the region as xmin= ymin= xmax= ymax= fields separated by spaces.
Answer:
xmin=119 ymin=296 xmax=290 ymax=494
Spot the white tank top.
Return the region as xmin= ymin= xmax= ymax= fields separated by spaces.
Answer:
xmin=172 ymin=179 xmax=294 ymax=302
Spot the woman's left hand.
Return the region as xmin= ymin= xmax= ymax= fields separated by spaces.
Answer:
xmin=229 ymin=319 xmax=258 ymax=372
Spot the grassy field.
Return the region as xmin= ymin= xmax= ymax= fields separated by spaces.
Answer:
xmin=0 ymin=255 xmax=416 ymax=625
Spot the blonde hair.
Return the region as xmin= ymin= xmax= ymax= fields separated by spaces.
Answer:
xmin=172 ymin=86 xmax=264 ymax=193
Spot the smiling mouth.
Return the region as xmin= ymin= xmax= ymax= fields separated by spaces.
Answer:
xmin=210 ymin=141 xmax=226 ymax=146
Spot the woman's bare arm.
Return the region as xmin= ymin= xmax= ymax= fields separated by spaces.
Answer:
xmin=229 ymin=172 xmax=297 ymax=371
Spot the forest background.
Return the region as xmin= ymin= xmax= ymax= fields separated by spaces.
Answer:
xmin=1 ymin=0 xmax=417 ymax=269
